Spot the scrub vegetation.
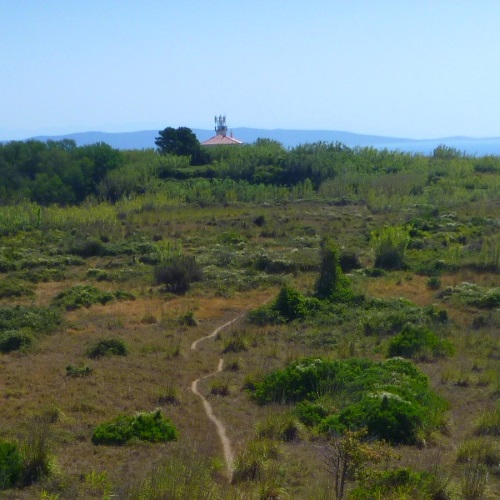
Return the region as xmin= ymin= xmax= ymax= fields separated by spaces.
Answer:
xmin=0 ymin=133 xmax=499 ymax=498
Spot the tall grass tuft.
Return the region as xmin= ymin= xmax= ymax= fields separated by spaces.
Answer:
xmin=371 ymin=226 xmax=410 ymax=270
xmin=20 ymin=416 xmax=53 ymax=486
xmin=126 ymin=444 xmax=223 ymax=499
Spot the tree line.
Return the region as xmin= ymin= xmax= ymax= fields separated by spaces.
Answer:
xmin=1 ymin=127 xmax=499 ymax=206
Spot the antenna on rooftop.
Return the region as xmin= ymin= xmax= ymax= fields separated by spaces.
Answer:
xmin=215 ymin=114 xmax=228 ymax=137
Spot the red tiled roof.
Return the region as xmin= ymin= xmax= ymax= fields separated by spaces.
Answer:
xmin=201 ymin=135 xmax=243 ymax=146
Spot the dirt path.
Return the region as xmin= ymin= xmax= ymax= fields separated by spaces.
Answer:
xmin=190 ymin=315 xmax=242 ymax=480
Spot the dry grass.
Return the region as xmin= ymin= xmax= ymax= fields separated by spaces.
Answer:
xmin=1 ymin=200 xmax=500 ymax=497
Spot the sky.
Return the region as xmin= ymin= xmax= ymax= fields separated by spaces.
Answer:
xmin=1 ymin=0 xmax=500 ymax=141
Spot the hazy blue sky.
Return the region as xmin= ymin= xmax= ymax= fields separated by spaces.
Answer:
xmin=1 ymin=1 xmax=499 ymax=140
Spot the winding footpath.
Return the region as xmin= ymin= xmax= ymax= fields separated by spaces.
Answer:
xmin=190 ymin=315 xmax=243 ymax=481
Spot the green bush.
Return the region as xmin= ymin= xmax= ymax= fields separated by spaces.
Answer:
xmin=68 ymin=238 xmax=106 ymax=257
xmin=339 ymin=249 xmax=362 ymax=273
xmin=179 ymin=311 xmax=198 ymax=326
xmin=350 ymin=467 xmax=439 ymax=499
xmin=92 ymin=409 xmax=178 ymax=445
xmin=52 ymin=285 xmax=133 ymax=310
xmin=0 ymin=331 xmax=34 ymax=354
xmin=426 ymin=276 xmax=441 ymax=290
xmin=293 ymin=400 xmax=330 ymax=427
xmin=320 ymin=394 xmax=424 ymax=445
xmin=153 ymin=255 xmax=203 ymax=293
xmin=0 ymin=279 xmax=35 ymax=299
xmin=387 ymin=325 xmax=454 ymax=361
xmin=65 ymin=364 xmax=93 ymax=378
xmin=0 ymin=441 xmax=23 ymax=489
xmin=252 ymin=357 xmax=445 ymax=444
xmin=0 ymin=306 xmax=61 ymax=334
xmin=86 ymin=338 xmax=128 ymax=359
xmin=371 ymin=226 xmax=410 ymax=270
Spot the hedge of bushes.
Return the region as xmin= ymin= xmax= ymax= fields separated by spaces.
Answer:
xmin=251 ymin=357 xmax=446 ymax=444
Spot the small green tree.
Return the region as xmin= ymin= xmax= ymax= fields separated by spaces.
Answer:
xmin=315 ymin=238 xmax=354 ymax=302
xmin=315 ymin=238 xmax=341 ymax=299
xmin=322 ymin=429 xmax=391 ymax=500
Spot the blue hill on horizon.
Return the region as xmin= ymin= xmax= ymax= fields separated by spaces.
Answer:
xmin=6 ymin=128 xmax=500 ymax=156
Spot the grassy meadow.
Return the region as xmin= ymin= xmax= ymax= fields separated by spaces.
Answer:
xmin=0 ymin=140 xmax=499 ymax=498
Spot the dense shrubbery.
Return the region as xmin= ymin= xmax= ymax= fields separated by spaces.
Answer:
xmin=387 ymin=324 xmax=454 ymax=360
xmin=0 ymin=279 xmax=35 ymax=299
xmin=0 ymin=139 xmax=123 ymax=205
xmin=52 ymin=284 xmax=134 ymax=310
xmin=0 ymin=306 xmax=61 ymax=353
xmin=439 ymin=283 xmax=500 ymax=309
xmin=251 ymin=357 xmax=445 ymax=444
xmin=0 ymin=306 xmax=61 ymax=334
xmin=92 ymin=409 xmax=178 ymax=445
xmin=350 ymin=467 xmax=440 ymax=499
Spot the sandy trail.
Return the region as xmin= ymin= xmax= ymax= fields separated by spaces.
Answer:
xmin=190 ymin=315 xmax=242 ymax=480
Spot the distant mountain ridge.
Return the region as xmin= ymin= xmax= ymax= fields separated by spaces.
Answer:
xmin=9 ymin=128 xmax=500 ymax=156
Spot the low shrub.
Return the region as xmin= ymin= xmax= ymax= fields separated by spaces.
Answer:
xmin=53 ymin=285 xmax=114 ymax=310
xmin=293 ymin=400 xmax=330 ymax=427
xmin=255 ymin=413 xmax=302 ymax=442
xmin=350 ymin=467 xmax=439 ymax=499
xmin=153 ymin=255 xmax=203 ymax=293
xmin=92 ymin=409 xmax=178 ymax=445
xmin=254 ymin=254 xmax=296 ymax=274
xmin=179 ymin=311 xmax=198 ymax=326
xmin=222 ymin=333 xmax=248 ymax=354
xmin=209 ymin=380 xmax=230 ymax=396
xmin=263 ymin=285 xmax=321 ymax=323
xmin=387 ymin=325 xmax=454 ymax=361
xmin=65 ymin=364 xmax=93 ymax=378
xmin=86 ymin=338 xmax=128 ymax=359
xmin=224 ymin=358 xmax=241 ymax=372
xmin=0 ymin=306 xmax=61 ymax=334
xmin=0 ymin=441 xmax=23 ymax=489
xmin=0 ymin=331 xmax=34 ymax=354
xmin=157 ymin=384 xmax=180 ymax=405
xmin=232 ymin=439 xmax=280 ymax=483
xmin=371 ymin=226 xmax=410 ymax=270
xmin=339 ymin=250 xmax=362 ymax=273
xmin=426 ymin=276 xmax=442 ymax=290
xmin=86 ymin=268 xmax=112 ymax=281
xmin=439 ymin=282 xmax=500 ymax=309
xmin=53 ymin=285 xmax=133 ymax=310
xmin=0 ymin=258 xmax=17 ymax=273
xmin=68 ymin=238 xmax=105 ymax=257
xmin=0 ymin=279 xmax=35 ymax=299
